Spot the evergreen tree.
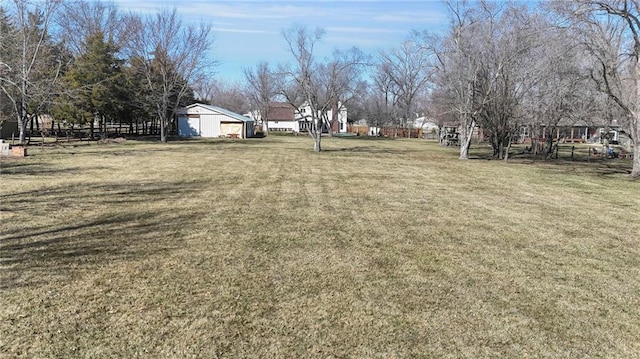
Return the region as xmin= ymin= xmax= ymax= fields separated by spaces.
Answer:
xmin=59 ymin=31 xmax=122 ymax=138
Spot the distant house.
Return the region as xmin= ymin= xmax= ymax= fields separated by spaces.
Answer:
xmin=414 ymin=116 xmax=439 ymax=139
xmin=526 ymin=118 xmax=628 ymax=146
xmin=248 ymin=102 xmax=348 ymax=134
xmin=297 ymin=101 xmax=348 ymax=134
xmin=176 ymin=104 xmax=254 ymax=139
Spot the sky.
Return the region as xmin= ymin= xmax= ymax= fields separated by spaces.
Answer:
xmin=111 ymin=0 xmax=451 ymax=83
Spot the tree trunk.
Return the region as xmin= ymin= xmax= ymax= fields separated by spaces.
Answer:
xmin=18 ymin=117 xmax=27 ymax=145
xmin=90 ymin=117 xmax=95 ymax=140
xmin=160 ymin=118 xmax=168 ymax=143
xmin=632 ymin=59 xmax=640 ymax=177
xmin=262 ymin=108 xmax=269 ymax=134
xmin=630 ymin=114 xmax=639 ymax=177
xmin=313 ymin=118 xmax=322 ymax=152
xmin=504 ymin=135 xmax=512 ymax=163
xmin=459 ymin=118 xmax=476 ymax=160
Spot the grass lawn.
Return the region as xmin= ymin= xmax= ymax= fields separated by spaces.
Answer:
xmin=1 ymin=136 xmax=639 ymax=358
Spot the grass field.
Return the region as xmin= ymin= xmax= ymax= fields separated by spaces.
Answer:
xmin=1 ymin=136 xmax=639 ymax=358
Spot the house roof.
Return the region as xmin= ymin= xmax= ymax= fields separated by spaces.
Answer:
xmin=266 ymin=102 xmax=296 ymax=121
xmin=178 ymin=103 xmax=254 ymax=122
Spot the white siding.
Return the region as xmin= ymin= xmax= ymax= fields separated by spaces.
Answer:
xmin=178 ymin=116 xmax=200 ymax=137
xmin=267 ymin=120 xmax=299 ymax=132
xmin=200 ymin=114 xmax=218 ymax=137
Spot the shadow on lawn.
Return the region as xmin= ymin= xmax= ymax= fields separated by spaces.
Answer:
xmin=0 ymin=179 xmax=207 ymax=290
xmin=322 ymin=146 xmax=416 ymax=155
xmin=505 ymin=157 xmax=634 ymax=177
xmin=0 ymin=160 xmax=104 ymax=176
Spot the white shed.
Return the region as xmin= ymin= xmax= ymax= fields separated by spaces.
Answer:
xmin=176 ymin=104 xmax=255 ymax=139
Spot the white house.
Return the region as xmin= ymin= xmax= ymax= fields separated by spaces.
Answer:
xmin=297 ymin=101 xmax=348 ymax=134
xmin=176 ymin=104 xmax=254 ymax=139
xmin=248 ymin=102 xmax=348 ymax=134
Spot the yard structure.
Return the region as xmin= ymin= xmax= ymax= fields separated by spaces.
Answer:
xmin=177 ymin=104 xmax=255 ymax=139
xmin=1 ymin=137 xmax=639 ymax=358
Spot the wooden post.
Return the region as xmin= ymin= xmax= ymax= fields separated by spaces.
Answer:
xmin=571 ymin=145 xmax=574 ymax=160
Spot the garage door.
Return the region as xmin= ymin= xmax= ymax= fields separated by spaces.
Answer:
xmin=220 ymin=122 xmax=243 ymax=138
xmin=178 ymin=116 xmax=200 ymax=136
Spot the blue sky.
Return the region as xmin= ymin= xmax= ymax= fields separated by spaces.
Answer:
xmin=112 ymin=0 xmax=450 ymax=82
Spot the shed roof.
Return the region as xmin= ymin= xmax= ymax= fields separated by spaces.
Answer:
xmin=178 ymin=103 xmax=254 ymax=122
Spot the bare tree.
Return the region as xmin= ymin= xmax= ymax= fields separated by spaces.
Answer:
xmin=518 ymin=21 xmax=602 ymax=158
xmin=243 ymin=61 xmax=280 ymax=133
xmin=191 ymin=74 xmax=216 ymax=104
xmin=55 ymin=0 xmax=122 ymax=57
xmin=124 ymin=8 xmax=213 ymax=143
xmin=553 ymin=0 xmax=640 ymax=177
xmin=378 ymin=37 xmax=433 ymax=137
xmin=433 ymin=1 xmax=546 ymax=160
xmin=207 ymin=79 xmax=250 ymax=115
xmin=280 ymin=25 xmax=326 ymax=152
xmin=0 ymin=0 xmax=62 ymax=145
xmin=322 ymin=47 xmax=368 ymax=135
xmin=430 ymin=0 xmax=483 ymax=158
xmin=370 ymin=61 xmax=399 ymax=132
xmin=280 ymin=25 xmax=366 ymax=150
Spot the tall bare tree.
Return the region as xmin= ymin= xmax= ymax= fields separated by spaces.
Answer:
xmin=280 ymin=25 xmax=326 ymax=152
xmin=430 ymin=0 xmax=483 ymax=158
xmin=369 ymin=62 xmax=398 ymax=132
xmin=243 ymin=61 xmax=280 ymax=133
xmin=281 ymin=25 xmax=366 ymax=150
xmin=378 ymin=37 xmax=433 ymax=137
xmin=0 ymin=0 xmax=62 ymax=144
xmin=124 ymin=8 xmax=213 ymax=143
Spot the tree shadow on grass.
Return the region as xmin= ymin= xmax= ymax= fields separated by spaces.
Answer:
xmin=321 ymin=146 xmax=421 ymax=156
xmin=0 ymin=161 xmax=104 ymax=176
xmin=456 ymin=146 xmax=635 ymax=178
xmin=506 ymin=157 xmax=634 ymax=178
xmin=0 ymin=179 xmax=208 ymax=290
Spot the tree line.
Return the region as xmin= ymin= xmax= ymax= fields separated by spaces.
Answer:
xmin=0 ymin=0 xmax=212 ymax=144
xmin=1 ymin=0 xmax=638 ymax=177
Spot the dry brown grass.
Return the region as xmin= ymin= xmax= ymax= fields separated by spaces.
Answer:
xmin=1 ymin=136 xmax=639 ymax=358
